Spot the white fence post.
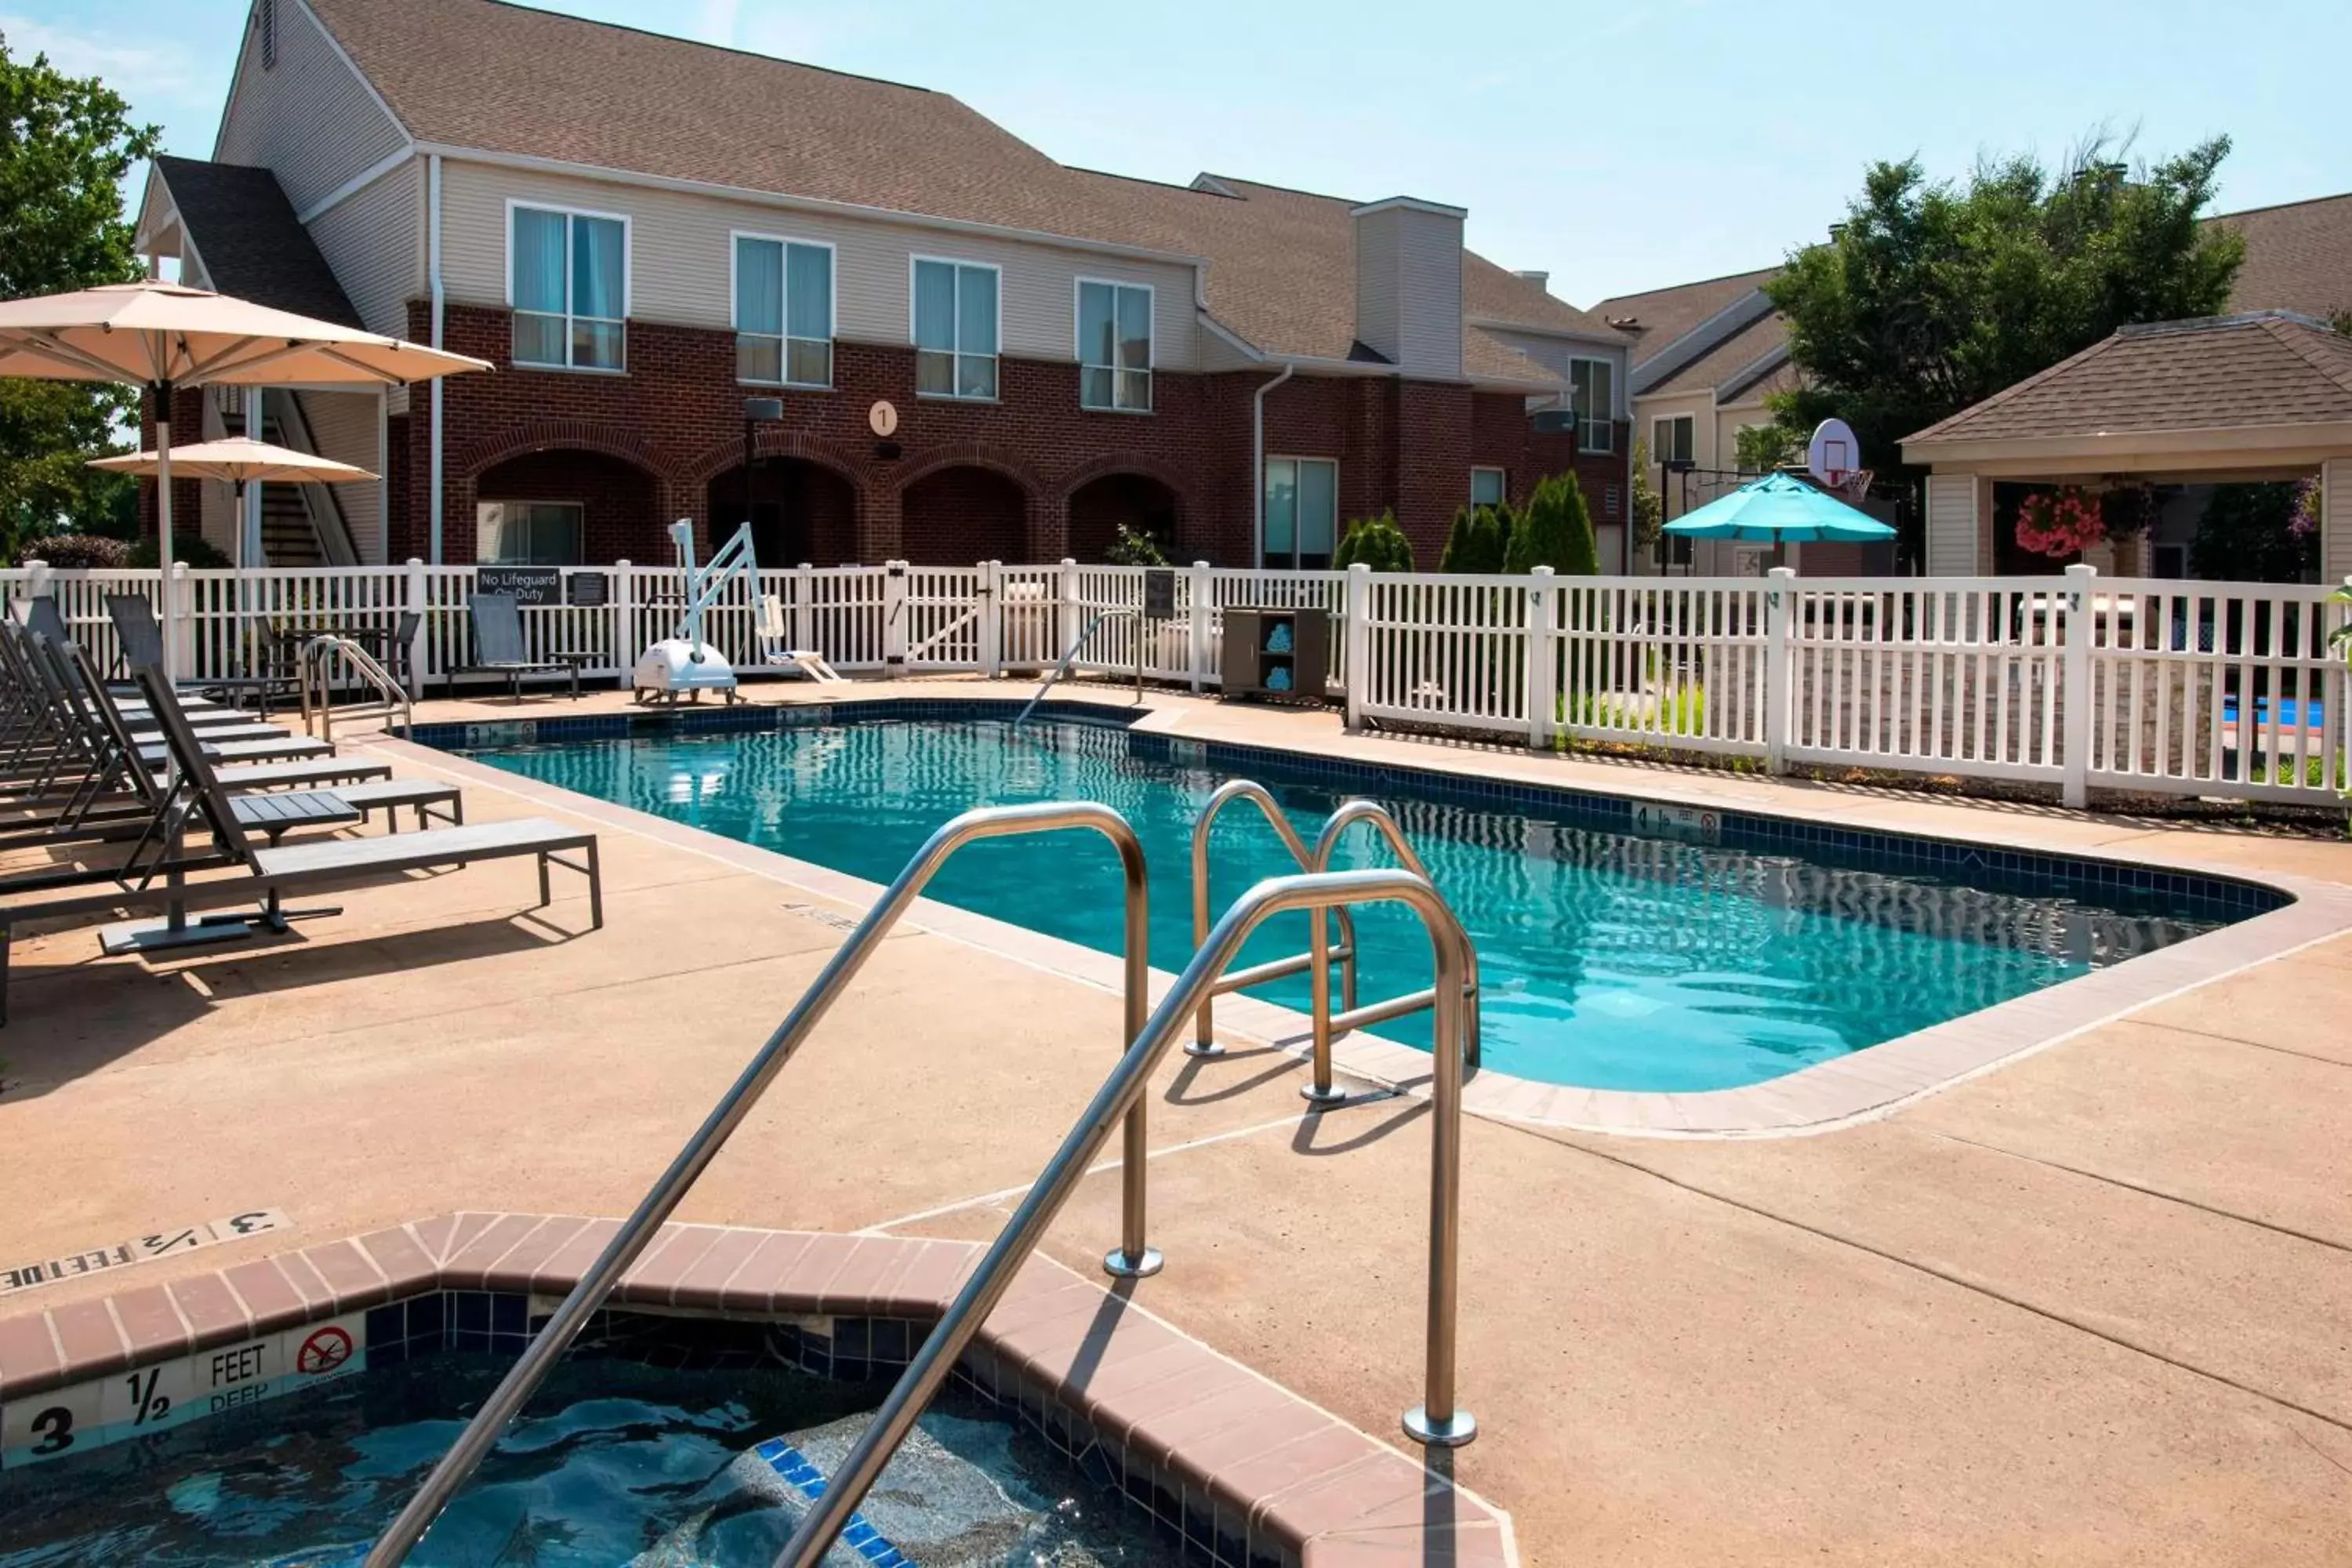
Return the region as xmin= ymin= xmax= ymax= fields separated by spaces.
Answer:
xmin=1524 ymin=565 xmax=1558 ymax=750
xmin=2061 ymin=561 xmax=2096 ymax=808
xmin=980 ymin=559 xmax=1004 ymax=679
xmin=612 ymin=559 xmax=634 ymax=684
xmin=1765 ymin=566 xmax=1795 ymax=774
xmin=1344 ymin=562 xmax=1372 ymax=731
xmin=1188 ymin=560 xmax=1213 ymax=691
xmin=883 ymin=560 xmax=909 ymax=673
xmin=24 ymin=558 xmax=50 ymax=601
xmin=1056 ymin=557 xmax=1080 ymax=660
xmin=793 ymin=563 xmax=814 ymax=659
xmin=169 ymin=561 xmax=194 ymax=677
xmin=403 ymin=557 xmax=429 ymax=696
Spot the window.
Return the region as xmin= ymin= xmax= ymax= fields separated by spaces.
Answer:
xmin=912 ymin=258 xmax=999 ymax=399
xmin=1469 ymin=467 xmax=1506 ymax=507
xmin=734 ymin=234 xmax=833 ymax=387
xmin=1568 ymin=358 xmax=1615 ymax=453
xmin=1262 ymin=457 xmax=1338 ymax=569
xmin=509 ymin=204 xmax=626 ymax=371
xmin=476 ymin=501 xmax=583 ymax=565
xmin=1076 ymin=279 xmax=1152 ymax=411
xmin=1652 ymin=415 xmax=1693 ymax=466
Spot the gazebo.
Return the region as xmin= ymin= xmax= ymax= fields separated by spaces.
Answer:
xmin=1903 ymin=311 xmax=2352 ymax=582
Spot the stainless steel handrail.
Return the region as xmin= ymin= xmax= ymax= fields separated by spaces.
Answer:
xmin=365 ymin=800 xmax=1152 ymax=1567
xmin=298 ymin=634 xmax=411 ymax=742
xmin=1188 ymin=779 xmax=1359 ymax=1069
xmin=769 ymin=864 xmax=1477 ymax=1568
xmin=1012 ymin=608 xmax=1142 ymax=726
xmin=1305 ymin=800 xmax=1482 ymax=1101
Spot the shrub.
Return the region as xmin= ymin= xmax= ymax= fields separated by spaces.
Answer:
xmin=1333 ymin=511 xmax=1414 ymax=572
xmin=20 ymin=532 xmax=128 ymax=568
xmin=1506 ymin=474 xmax=1600 ymax=575
xmin=129 ymin=534 xmax=233 ymax=569
xmin=1439 ymin=504 xmax=1509 ymax=573
xmin=1103 ymin=521 xmax=1167 ymax=567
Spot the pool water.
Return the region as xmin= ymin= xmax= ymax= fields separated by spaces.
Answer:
xmin=0 ymin=1353 xmax=1178 ymax=1567
xmin=459 ymin=717 xmax=2237 ymax=1093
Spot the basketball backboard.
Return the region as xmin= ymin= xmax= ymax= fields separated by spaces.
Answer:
xmin=1806 ymin=418 xmax=1861 ymax=485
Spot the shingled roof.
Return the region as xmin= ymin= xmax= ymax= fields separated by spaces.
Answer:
xmin=2214 ymin=192 xmax=2352 ymax=321
xmin=295 ymin=0 xmax=1579 ymax=385
xmin=1904 ymin=311 xmax=2352 ymax=448
xmin=151 ymin=154 xmax=362 ymax=327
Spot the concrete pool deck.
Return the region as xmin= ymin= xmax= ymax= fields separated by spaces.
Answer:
xmin=2 ymin=677 xmax=2348 ymax=1563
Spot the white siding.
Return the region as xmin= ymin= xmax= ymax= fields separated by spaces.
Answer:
xmin=437 ymin=161 xmax=1201 ymax=370
xmin=1352 ymin=205 xmax=1462 ymax=379
xmin=306 ymin=159 xmax=422 ymax=337
xmin=1924 ymin=472 xmax=1981 ymax=576
xmin=214 ymin=0 xmax=408 ymax=216
xmin=296 ymin=390 xmax=385 ymax=563
xmin=1493 ymin=328 xmax=1626 ymax=412
xmin=2325 ymin=458 xmax=2352 ymax=583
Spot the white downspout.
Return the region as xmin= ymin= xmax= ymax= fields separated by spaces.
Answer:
xmin=1251 ymin=364 xmax=1294 ymax=566
xmin=427 ymin=152 xmax=445 ymax=565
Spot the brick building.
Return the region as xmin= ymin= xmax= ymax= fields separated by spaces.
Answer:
xmin=135 ymin=0 xmax=1633 ymax=573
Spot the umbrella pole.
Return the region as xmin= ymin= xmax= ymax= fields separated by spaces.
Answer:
xmin=154 ymin=383 xmax=178 ymax=684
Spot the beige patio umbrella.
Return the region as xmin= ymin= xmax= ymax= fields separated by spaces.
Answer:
xmin=0 ymin=279 xmax=488 ymax=678
xmin=89 ymin=436 xmax=378 ymax=674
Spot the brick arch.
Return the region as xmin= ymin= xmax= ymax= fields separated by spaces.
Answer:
xmin=889 ymin=441 xmax=1047 ymax=499
xmin=1054 ymin=451 xmax=1192 ymax=504
xmin=679 ymin=426 xmax=877 ymax=494
xmin=449 ymin=418 xmax=670 ymax=486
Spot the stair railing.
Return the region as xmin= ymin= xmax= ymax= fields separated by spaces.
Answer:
xmin=363 ymin=800 xmax=1152 ymax=1567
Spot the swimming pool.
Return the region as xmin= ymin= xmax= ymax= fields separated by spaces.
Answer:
xmin=447 ymin=709 xmax=2263 ymax=1094
xmin=0 ymin=1327 xmax=1174 ymax=1566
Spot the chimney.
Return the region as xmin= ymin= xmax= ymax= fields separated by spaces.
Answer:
xmin=1351 ymin=196 xmax=1466 ymax=379
xmin=1513 ymin=269 xmax=1550 ymax=292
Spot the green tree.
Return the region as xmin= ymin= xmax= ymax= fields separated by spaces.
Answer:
xmin=1439 ymin=505 xmax=1508 ymax=572
xmin=0 ymin=31 xmax=158 ymax=559
xmin=1504 ymin=474 xmax=1599 ymax=575
xmin=1628 ymin=440 xmax=1663 ymax=554
xmin=1758 ymin=138 xmax=2244 ymax=481
xmin=1734 ymin=422 xmax=1802 ymax=474
xmin=1102 ymin=521 xmax=1166 ymax=566
xmin=1332 ymin=510 xmax=1414 ymax=571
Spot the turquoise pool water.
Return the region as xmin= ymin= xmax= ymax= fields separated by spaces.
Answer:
xmin=458 ymin=717 xmax=2234 ymax=1093
xmin=0 ymin=1352 xmax=1174 ymax=1566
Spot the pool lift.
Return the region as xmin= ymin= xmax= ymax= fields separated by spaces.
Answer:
xmin=632 ymin=518 xmax=844 ymax=704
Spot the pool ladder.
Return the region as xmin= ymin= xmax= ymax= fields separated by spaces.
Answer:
xmin=367 ymin=800 xmax=1480 ymax=1568
xmin=1191 ymin=781 xmax=1482 ymax=1100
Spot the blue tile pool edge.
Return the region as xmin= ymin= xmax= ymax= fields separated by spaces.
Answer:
xmin=386 ymin=695 xmax=2349 ymax=1134
xmin=404 ymin=695 xmax=2291 ymax=923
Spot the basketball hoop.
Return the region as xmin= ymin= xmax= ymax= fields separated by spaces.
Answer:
xmin=1835 ymin=467 xmax=1874 ymax=502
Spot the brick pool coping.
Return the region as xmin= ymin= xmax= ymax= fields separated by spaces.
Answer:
xmin=0 ymin=1213 xmax=1512 ymax=1567
xmin=383 ymin=691 xmax=2352 ymax=1138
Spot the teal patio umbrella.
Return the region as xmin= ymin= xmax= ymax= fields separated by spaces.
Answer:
xmin=1662 ymin=471 xmax=1894 ymax=567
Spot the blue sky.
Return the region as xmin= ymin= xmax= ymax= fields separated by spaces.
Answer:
xmin=7 ymin=0 xmax=2346 ymax=304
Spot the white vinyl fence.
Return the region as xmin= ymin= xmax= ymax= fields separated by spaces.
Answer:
xmin=7 ymin=558 xmax=2346 ymax=808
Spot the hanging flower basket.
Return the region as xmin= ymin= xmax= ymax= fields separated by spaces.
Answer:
xmin=2015 ymin=486 xmax=2106 ymax=558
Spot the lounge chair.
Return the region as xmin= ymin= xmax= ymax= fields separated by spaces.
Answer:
xmin=458 ymin=594 xmax=579 ymax=702
xmin=0 ymin=662 xmax=601 ymax=1025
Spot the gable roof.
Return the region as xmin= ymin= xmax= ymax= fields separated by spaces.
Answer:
xmin=1903 ymin=311 xmax=2352 ymax=450
xmin=148 ymin=154 xmax=362 ymax=327
xmin=301 ymin=0 xmax=1186 ymax=255
xmin=1590 ymin=266 xmax=1780 ymax=370
xmin=292 ymin=0 xmax=1576 ymax=387
xmin=1648 ymin=311 xmax=1788 ymax=401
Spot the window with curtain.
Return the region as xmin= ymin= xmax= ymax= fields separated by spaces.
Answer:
xmin=1569 ymin=359 xmax=1615 ymax=453
xmin=1470 ymin=467 xmax=1506 ymax=507
xmin=1262 ymin=457 xmax=1338 ymax=569
xmin=1076 ymin=279 xmax=1152 ymax=411
xmin=735 ymin=235 xmax=834 ymax=387
xmin=913 ymin=258 xmax=999 ymax=399
xmin=1652 ymin=414 xmax=1694 ymax=466
xmin=476 ymin=501 xmax=583 ymax=564
xmin=510 ymin=205 xmax=626 ymax=371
